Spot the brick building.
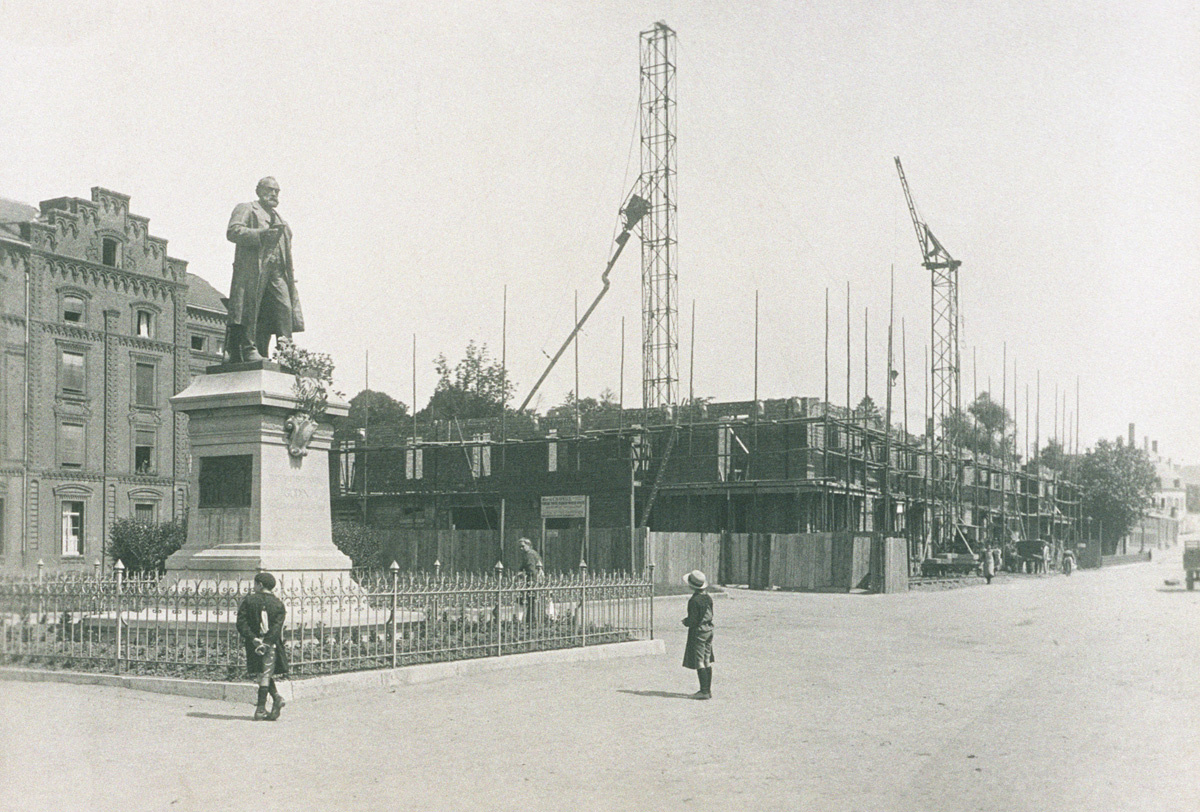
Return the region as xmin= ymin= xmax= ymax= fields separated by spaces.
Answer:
xmin=0 ymin=188 xmax=226 ymax=573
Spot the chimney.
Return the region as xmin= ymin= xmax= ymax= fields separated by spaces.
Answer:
xmin=1144 ymin=436 xmax=1149 ymax=452
xmin=1153 ymin=440 xmax=1158 ymax=455
xmin=1128 ymin=423 xmax=1136 ymax=447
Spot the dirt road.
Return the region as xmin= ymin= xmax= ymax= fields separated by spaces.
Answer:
xmin=3 ymin=540 xmax=1198 ymax=812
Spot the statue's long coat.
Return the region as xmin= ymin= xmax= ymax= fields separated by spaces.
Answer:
xmin=225 ymin=200 xmax=304 ymax=335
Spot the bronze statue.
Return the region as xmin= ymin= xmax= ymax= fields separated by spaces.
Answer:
xmin=223 ymin=177 xmax=304 ymax=363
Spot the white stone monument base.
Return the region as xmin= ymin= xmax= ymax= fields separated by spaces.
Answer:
xmin=164 ymin=362 xmax=353 ymax=585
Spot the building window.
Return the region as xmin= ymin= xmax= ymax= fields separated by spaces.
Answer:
xmin=470 ymin=433 xmax=491 ymax=478
xmin=215 ymin=338 xmax=224 ymax=357
xmin=135 ymin=310 xmax=154 ymax=339
xmin=405 ymin=444 xmax=424 ymax=480
xmin=191 ymin=334 xmax=206 ymax=352
xmin=135 ymin=362 xmax=155 ymax=407
xmin=102 ymin=238 xmax=120 ymax=267
xmin=134 ymin=503 xmax=155 ymax=523
xmin=59 ymin=423 xmax=84 ymax=469
xmin=134 ymin=429 xmax=155 ymax=474
xmin=60 ymin=350 xmax=85 ymax=395
xmin=61 ymin=500 xmax=85 ymax=556
xmin=62 ymin=295 xmax=85 ymax=324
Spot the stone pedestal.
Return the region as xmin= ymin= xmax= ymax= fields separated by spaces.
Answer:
xmin=164 ymin=361 xmax=352 ymax=581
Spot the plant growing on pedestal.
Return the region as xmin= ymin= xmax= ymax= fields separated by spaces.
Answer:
xmin=271 ymin=339 xmax=343 ymax=457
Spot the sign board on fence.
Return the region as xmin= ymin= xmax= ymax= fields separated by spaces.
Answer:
xmin=541 ymin=495 xmax=588 ymax=519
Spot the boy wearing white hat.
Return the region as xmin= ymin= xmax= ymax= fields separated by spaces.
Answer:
xmin=681 ymin=569 xmax=714 ymax=699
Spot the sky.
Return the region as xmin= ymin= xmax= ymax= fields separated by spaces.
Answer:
xmin=2 ymin=0 xmax=1197 ymax=463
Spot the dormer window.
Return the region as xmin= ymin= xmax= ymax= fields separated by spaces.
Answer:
xmin=136 ymin=309 xmax=153 ymax=339
xmin=102 ymin=238 xmax=120 ymax=267
xmin=62 ymin=294 xmax=85 ymax=323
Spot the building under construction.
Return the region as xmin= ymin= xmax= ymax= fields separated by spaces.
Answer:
xmin=330 ymin=399 xmax=1082 ymax=576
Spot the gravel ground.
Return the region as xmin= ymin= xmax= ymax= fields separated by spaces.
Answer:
xmin=3 ymin=537 xmax=1198 ymax=812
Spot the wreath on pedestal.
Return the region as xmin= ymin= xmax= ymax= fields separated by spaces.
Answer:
xmin=271 ymin=339 xmax=343 ymax=458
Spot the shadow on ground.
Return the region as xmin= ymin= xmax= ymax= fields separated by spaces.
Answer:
xmin=617 ymin=689 xmax=697 ymax=700
xmin=186 ymin=711 xmax=254 ymax=721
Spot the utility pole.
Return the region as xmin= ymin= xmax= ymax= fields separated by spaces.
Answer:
xmin=883 ymin=267 xmax=895 ymax=536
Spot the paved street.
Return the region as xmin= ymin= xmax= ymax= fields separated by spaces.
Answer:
xmin=3 ymin=539 xmax=1199 ymax=812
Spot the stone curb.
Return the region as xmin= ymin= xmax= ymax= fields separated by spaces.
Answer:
xmin=0 ymin=638 xmax=665 ymax=704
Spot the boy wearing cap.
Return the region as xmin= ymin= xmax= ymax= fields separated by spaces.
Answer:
xmin=681 ymin=569 xmax=714 ymax=699
xmin=236 ymin=571 xmax=289 ymax=720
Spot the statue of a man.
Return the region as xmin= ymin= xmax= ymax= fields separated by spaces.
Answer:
xmin=223 ymin=177 xmax=304 ymax=363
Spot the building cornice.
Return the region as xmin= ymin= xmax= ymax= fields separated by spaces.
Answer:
xmin=35 ymin=251 xmax=185 ymax=298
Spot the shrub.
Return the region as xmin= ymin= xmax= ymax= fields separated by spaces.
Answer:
xmin=332 ymin=521 xmax=391 ymax=569
xmin=108 ymin=518 xmax=187 ymax=574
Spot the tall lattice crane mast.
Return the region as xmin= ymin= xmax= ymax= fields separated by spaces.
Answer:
xmin=895 ymin=156 xmax=964 ymax=553
xmin=639 ymin=21 xmax=679 ymax=409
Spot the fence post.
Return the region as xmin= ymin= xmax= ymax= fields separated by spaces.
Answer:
xmin=35 ymin=560 xmax=44 ymax=625
xmin=113 ymin=560 xmax=125 ymax=675
xmin=579 ymin=559 xmax=588 ymax=647
xmin=648 ymin=563 xmax=655 ymax=640
xmin=390 ymin=561 xmax=400 ymax=669
xmin=494 ymin=561 xmax=504 ymax=657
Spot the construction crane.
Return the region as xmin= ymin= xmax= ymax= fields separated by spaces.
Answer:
xmin=517 ymin=193 xmax=650 ymax=413
xmin=895 ymin=156 xmax=965 ymax=556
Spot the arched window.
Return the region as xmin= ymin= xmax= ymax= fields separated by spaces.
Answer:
xmin=62 ymin=294 xmax=85 ymax=323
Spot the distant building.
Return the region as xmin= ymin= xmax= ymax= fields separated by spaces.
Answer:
xmin=0 ymin=188 xmax=226 ymax=573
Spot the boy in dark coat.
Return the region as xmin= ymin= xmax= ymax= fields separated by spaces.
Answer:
xmin=681 ymin=569 xmax=714 ymax=700
xmin=236 ymin=571 xmax=289 ymax=720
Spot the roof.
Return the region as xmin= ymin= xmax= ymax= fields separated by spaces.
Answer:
xmin=0 ymin=197 xmax=37 ymax=242
xmin=185 ymin=273 xmax=228 ymax=315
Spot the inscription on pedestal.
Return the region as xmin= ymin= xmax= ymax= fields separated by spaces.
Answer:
xmin=199 ymin=455 xmax=252 ymax=508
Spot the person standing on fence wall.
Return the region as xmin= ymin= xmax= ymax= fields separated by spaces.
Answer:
xmin=517 ymin=538 xmax=544 ymax=622
xmin=681 ymin=570 xmax=714 ymax=700
xmin=236 ymin=572 xmax=289 ymax=721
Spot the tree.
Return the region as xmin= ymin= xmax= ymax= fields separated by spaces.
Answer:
xmin=1037 ymin=439 xmax=1071 ymax=472
xmin=545 ymin=388 xmax=621 ymax=423
xmin=336 ymin=389 xmax=409 ymax=439
xmin=940 ymin=393 xmax=1015 ymax=458
xmin=941 ymin=407 xmax=980 ymax=451
xmin=855 ymin=395 xmax=881 ymax=424
xmin=108 ymin=518 xmax=187 ymax=574
xmin=419 ymin=341 xmax=514 ymax=420
xmin=1075 ymin=439 xmax=1157 ymax=554
xmin=968 ymin=392 xmax=1011 ymax=455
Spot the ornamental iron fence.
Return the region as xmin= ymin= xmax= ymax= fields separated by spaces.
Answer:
xmin=0 ymin=563 xmax=654 ymax=680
